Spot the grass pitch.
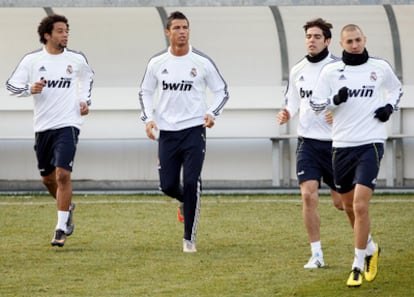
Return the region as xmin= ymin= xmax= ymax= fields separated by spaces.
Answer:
xmin=0 ymin=194 xmax=413 ymax=296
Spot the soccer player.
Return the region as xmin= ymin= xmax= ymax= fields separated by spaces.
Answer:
xmin=277 ymin=18 xmax=344 ymax=269
xmin=311 ymin=24 xmax=402 ymax=287
xmin=6 ymin=14 xmax=94 ymax=247
xmin=139 ymin=11 xmax=229 ymax=253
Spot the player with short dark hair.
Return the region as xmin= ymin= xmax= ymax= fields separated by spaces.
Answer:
xmin=6 ymin=14 xmax=94 ymax=247
xmin=277 ymin=18 xmax=343 ymax=269
xmin=139 ymin=11 xmax=229 ymax=253
xmin=311 ymin=24 xmax=402 ymax=287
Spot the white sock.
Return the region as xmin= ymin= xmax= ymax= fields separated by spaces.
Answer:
xmin=311 ymin=241 xmax=323 ymax=257
xmin=365 ymin=234 xmax=376 ymax=256
xmin=56 ymin=211 xmax=69 ymax=231
xmin=352 ymin=248 xmax=366 ymax=271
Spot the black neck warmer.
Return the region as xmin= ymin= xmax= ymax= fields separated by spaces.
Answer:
xmin=342 ymin=48 xmax=369 ymax=65
xmin=306 ymin=47 xmax=329 ymax=63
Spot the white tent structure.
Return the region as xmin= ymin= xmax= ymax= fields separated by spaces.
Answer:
xmin=0 ymin=1 xmax=413 ymax=190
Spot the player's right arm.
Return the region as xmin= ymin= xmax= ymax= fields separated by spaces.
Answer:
xmin=30 ymin=79 xmax=46 ymax=94
xmin=139 ymin=60 xmax=158 ymax=139
xmin=277 ymin=108 xmax=290 ymax=125
xmin=6 ymin=55 xmax=33 ymax=97
xmin=145 ymin=120 xmax=159 ymax=140
xmin=277 ymin=67 xmax=299 ymax=125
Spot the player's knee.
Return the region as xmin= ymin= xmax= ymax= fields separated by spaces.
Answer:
xmin=332 ymin=200 xmax=344 ymax=211
xmin=343 ymin=202 xmax=353 ymax=215
xmin=42 ymin=175 xmax=56 ymax=188
xmin=353 ymin=202 xmax=369 ymax=217
xmin=331 ymin=194 xmax=344 ymax=211
xmin=55 ymin=168 xmax=71 ymax=185
xmin=160 ymin=186 xmax=173 ymax=197
xmin=301 ymin=188 xmax=317 ymax=206
xmin=160 ymin=183 xmax=180 ymax=198
xmin=183 ymin=179 xmax=201 ymax=194
xmin=301 ymin=193 xmax=313 ymax=207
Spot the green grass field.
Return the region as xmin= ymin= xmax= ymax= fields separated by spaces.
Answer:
xmin=1 ymin=194 xmax=413 ymax=297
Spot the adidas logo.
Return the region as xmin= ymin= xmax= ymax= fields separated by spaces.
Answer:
xmin=339 ymin=74 xmax=346 ymax=80
xmin=299 ymin=75 xmax=304 ymax=81
xmin=39 ymin=66 xmax=46 ymax=72
xmin=162 ymin=69 xmax=168 ymax=74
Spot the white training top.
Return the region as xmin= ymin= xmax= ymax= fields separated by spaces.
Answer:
xmin=310 ymin=57 xmax=402 ymax=147
xmin=139 ymin=46 xmax=229 ymax=131
xmin=6 ymin=47 xmax=94 ymax=132
xmin=284 ymin=53 xmax=337 ymax=141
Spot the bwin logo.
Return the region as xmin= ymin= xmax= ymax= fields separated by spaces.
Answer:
xmin=162 ymin=80 xmax=193 ymax=91
xmin=299 ymin=87 xmax=312 ymax=98
xmin=43 ymin=77 xmax=72 ymax=88
xmin=348 ymin=85 xmax=374 ymax=98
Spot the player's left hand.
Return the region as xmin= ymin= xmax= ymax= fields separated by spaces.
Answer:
xmin=203 ymin=114 xmax=215 ymax=128
xmin=80 ymin=102 xmax=89 ymax=116
xmin=374 ymin=104 xmax=393 ymax=122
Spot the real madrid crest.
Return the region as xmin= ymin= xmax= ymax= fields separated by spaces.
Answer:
xmin=190 ymin=68 xmax=197 ymax=77
xmin=66 ymin=65 xmax=73 ymax=74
